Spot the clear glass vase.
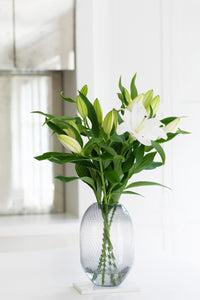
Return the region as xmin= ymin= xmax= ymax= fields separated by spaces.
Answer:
xmin=80 ymin=203 xmax=134 ymax=287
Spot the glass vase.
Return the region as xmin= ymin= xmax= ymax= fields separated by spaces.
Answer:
xmin=80 ymin=203 xmax=134 ymax=287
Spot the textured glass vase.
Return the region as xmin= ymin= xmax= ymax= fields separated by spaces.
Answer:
xmin=80 ymin=203 xmax=134 ymax=287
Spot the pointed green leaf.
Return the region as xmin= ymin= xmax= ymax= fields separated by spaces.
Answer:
xmin=117 ymin=93 xmax=125 ymax=104
xmin=176 ymin=129 xmax=191 ymax=134
xmin=145 ymin=162 xmax=163 ymax=170
xmin=31 ymin=111 xmax=55 ymax=118
xmin=46 ymin=120 xmax=66 ymax=135
xmin=130 ymin=73 xmax=138 ymax=99
xmin=116 ymin=110 xmax=124 ymax=125
xmin=81 ymin=177 xmax=96 ymax=189
xmin=119 ymin=77 xmax=128 ymax=105
xmin=122 ymin=150 xmax=135 ymax=173
xmin=60 ymin=91 xmax=76 ymax=103
xmin=135 ymin=144 xmax=145 ymax=167
xmin=55 ymin=176 xmax=79 ymax=182
xmin=100 ymin=144 xmax=117 ymax=156
xmin=34 ymin=152 xmax=75 ymax=161
xmin=83 ymin=137 xmax=103 ymax=155
xmin=75 ymin=164 xmax=91 ymax=178
xmin=122 ymin=191 xmax=144 ymax=197
xmin=151 ymin=140 xmax=165 ymax=164
xmin=119 ymin=76 xmax=124 ymax=94
xmin=134 ymin=152 xmax=157 ymax=174
xmin=160 ymin=116 xmax=179 ymax=125
xmin=79 ymin=92 xmax=100 ymax=137
xmin=104 ymin=169 xmax=120 ymax=183
xmin=126 ymin=181 xmax=171 ymax=190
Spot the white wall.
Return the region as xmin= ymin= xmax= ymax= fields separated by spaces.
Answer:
xmin=75 ymin=0 xmax=200 ymax=259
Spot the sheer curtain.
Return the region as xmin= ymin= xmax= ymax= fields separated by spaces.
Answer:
xmin=0 ymin=72 xmax=64 ymax=214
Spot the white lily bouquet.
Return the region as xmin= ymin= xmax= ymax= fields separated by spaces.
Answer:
xmin=33 ymin=74 xmax=188 ymax=286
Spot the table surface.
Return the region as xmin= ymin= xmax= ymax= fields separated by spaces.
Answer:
xmin=0 ymin=235 xmax=200 ymax=300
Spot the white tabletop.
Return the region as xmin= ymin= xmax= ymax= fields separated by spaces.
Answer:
xmin=0 ymin=236 xmax=200 ymax=300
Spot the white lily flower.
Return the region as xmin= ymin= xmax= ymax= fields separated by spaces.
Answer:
xmin=117 ymin=102 xmax=167 ymax=146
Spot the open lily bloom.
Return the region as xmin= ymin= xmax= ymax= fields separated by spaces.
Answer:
xmin=117 ymin=102 xmax=167 ymax=146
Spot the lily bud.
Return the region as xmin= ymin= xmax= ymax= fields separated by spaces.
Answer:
xmin=127 ymin=94 xmax=144 ymax=112
xmin=163 ymin=118 xmax=181 ymax=134
xmin=150 ymin=95 xmax=160 ymax=116
xmin=57 ymin=135 xmax=82 ymax=153
xmin=142 ymin=90 xmax=154 ymax=110
xmin=80 ymin=85 xmax=88 ymax=96
xmin=68 ymin=120 xmax=80 ymax=133
xmin=103 ymin=109 xmax=117 ymax=136
xmin=63 ymin=120 xmax=80 ymax=138
xmin=93 ymin=98 xmax=103 ymax=124
xmin=124 ymin=88 xmax=131 ymax=104
xmin=76 ymin=96 xmax=88 ymax=119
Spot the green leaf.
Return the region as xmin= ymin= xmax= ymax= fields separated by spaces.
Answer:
xmin=117 ymin=93 xmax=125 ymax=104
xmin=100 ymin=153 xmax=114 ymax=161
xmin=119 ymin=76 xmax=124 ymax=94
xmin=83 ymin=137 xmax=103 ymax=155
xmin=145 ymin=131 xmax=182 ymax=151
xmin=122 ymin=150 xmax=135 ymax=173
xmin=119 ymin=77 xmax=128 ymax=105
xmin=151 ymin=140 xmax=165 ymax=165
xmin=145 ymin=162 xmax=163 ymax=170
xmin=55 ymin=176 xmax=79 ymax=182
xmin=75 ymin=164 xmax=91 ymax=178
xmin=135 ymin=144 xmax=145 ymax=167
xmin=134 ymin=152 xmax=157 ymax=174
xmin=104 ymin=169 xmax=120 ymax=183
xmin=46 ymin=120 xmax=66 ymax=135
xmin=126 ymin=181 xmax=171 ymax=190
xmin=31 ymin=111 xmax=55 ymax=119
xmin=111 ymin=133 xmax=124 ymax=143
xmin=81 ymin=177 xmax=96 ymax=189
xmin=60 ymin=91 xmax=76 ymax=103
xmin=57 ymin=174 xmax=95 ymax=190
xmin=160 ymin=116 xmax=179 ymax=125
xmin=122 ymin=191 xmax=144 ymax=197
xmin=79 ymin=92 xmax=100 ymax=137
xmin=35 ymin=152 xmax=98 ymax=170
xmin=113 ymin=156 xmax=123 ymax=176
xmin=110 ymin=191 xmax=121 ymax=203
xmin=100 ymin=144 xmax=118 ymax=156
xmin=176 ymin=129 xmax=191 ymax=134
xmin=130 ymin=73 xmax=138 ymax=100
xmin=34 ymin=152 xmax=75 ymax=161
xmin=50 ymin=116 xmax=76 ymax=121
xmin=116 ymin=110 xmax=124 ymax=125
xmin=149 ymin=105 xmax=154 ymax=118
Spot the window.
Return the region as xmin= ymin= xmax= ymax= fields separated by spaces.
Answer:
xmin=0 ymin=71 xmax=64 ymax=214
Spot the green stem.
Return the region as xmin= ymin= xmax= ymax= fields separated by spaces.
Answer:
xmin=83 ymin=118 xmax=91 ymax=139
xmin=98 ymin=147 xmax=107 ymax=205
xmin=92 ymin=205 xmax=121 ymax=286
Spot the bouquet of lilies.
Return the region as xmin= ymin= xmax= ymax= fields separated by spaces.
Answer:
xmin=34 ymin=73 xmax=188 ymax=203
xmin=34 ymin=73 xmax=188 ymax=286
